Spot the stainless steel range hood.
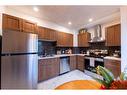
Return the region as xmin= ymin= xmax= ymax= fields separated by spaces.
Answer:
xmin=89 ymin=24 xmax=105 ymax=43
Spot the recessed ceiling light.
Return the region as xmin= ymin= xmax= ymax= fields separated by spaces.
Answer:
xmin=68 ymin=22 xmax=72 ymax=25
xmin=89 ymin=18 xmax=93 ymax=22
xmin=33 ymin=6 xmax=39 ymax=12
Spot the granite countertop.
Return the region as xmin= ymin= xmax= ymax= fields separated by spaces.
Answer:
xmin=38 ymin=54 xmax=121 ymax=61
xmin=38 ymin=54 xmax=85 ymax=60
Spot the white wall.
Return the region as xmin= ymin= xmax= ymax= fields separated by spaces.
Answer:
xmin=87 ymin=18 xmax=120 ymax=40
xmin=120 ymin=6 xmax=127 ymax=72
xmin=0 ymin=6 xmax=5 ymax=35
xmin=73 ymin=31 xmax=78 ymax=47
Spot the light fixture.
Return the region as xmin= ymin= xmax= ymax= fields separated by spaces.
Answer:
xmin=89 ymin=18 xmax=93 ymax=22
xmin=33 ymin=6 xmax=39 ymax=12
xmin=68 ymin=22 xmax=72 ymax=25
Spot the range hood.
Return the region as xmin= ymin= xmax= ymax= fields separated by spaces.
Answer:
xmin=89 ymin=24 xmax=105 ymax=43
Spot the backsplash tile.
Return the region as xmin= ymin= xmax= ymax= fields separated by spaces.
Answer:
xmin=38 ymin=40 xmax=120 ymax=56
xmin=38 ymin=40 xmax=56 ymax=56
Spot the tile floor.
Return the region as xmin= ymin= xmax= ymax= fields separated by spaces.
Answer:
xmin=37 ymin=70 xmax=93 ymax=89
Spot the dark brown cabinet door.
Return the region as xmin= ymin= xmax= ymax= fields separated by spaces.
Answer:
xmin=50 ymin=29 xmax=57 ymax=41
xmin=69 ymin=34 xmax=73 ymax=47
xmin=43 ymin=28 xmax=51 ymax=40
xmin=2 ymin=14 xmax=22 ymax=31
xmin=78 ymin=34 xmax=82 ymax=47
xmin=105 ymin=24 xmax=121 ymax=46
xmin=70 ymin=56 xmax=77 ymax=71
xmin=49 ymin=58 xmax=60 ymax=77
xmin=105 ymin=26 xmax=115 ymax=46
xmin=77 ymin=56 xmax=84 ymax=71
xmin=104 ymin=59 xmax=121 ymax=78
xmin=66 ymin=33 xmax=73 ymax=47
xmin=114 ymin=24 xmax=121 ymax=46
xmin=22 ymin=19 xmax=37 ymax=33
xmin=56 ymin=31 xmax=63 ymax=46
xmin=38 ymin=58 xmax=60 ymax=82
xmin=38 ymin=59 xmax=48 ymax=82
xmin=78 ymin=32 xmax=91 ymax=47
xmin=37 ymin=26 xmax=45 ymax=39
xmin=2 ymin=14 xmax=37 ymax=33
xmin=56 ymin=31 xmax=73 ymax=47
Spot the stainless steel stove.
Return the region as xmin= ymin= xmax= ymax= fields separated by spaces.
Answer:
xmin=84 ymin=55 xmax=104 ymax=79
xmin=84 ymin=55 xmax=104 ymax=73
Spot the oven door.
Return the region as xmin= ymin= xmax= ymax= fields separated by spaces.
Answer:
xmin=84 ymin=58 xmax=96 ymax=73
xmin=95 ymin=59 xmax=104 ymax=68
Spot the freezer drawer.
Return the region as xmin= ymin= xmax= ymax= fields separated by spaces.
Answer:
xmin=1 ymin=54 xmax=38 ymax=89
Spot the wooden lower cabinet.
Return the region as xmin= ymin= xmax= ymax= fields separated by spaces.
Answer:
xmin=69 ymin=56 xmax=77 ymax=71
xmin=38 ymin=58 xmax=60 ymax=82
xmin=77 ymin=55 xmax=84 ymax=71
xmin=104 ymin=59 xmax=121 ymax=78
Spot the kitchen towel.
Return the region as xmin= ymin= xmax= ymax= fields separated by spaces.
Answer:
xmin=90 ymin=58 xmax=95 ymax=67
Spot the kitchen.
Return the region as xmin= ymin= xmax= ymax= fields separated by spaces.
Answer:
xmin=0 ymin=5 xmax=126 ymax=89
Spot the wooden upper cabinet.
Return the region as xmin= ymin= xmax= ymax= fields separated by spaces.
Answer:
xmin=37 ymin=26 xmax=45 ymax=39
xmin=45 ymin=28 xmax=55 ymax=40
xmin=21 ymin=19 xmax=37 ymax=33
xmin=105 ymin=24 xmax=121 ymax=46
xmin=78 ymin=32 xmax=91 ymax=47
xmin=62 ymin=32 xmax=67 ymax=46
xmin=43 ymin=27 xmax=50 ymax=40
xmin=2 ymin=14 xmax=22 ymax=31
xmin=114 ymin=24 xmax=121 ymax=46
xmin=2 ymin=14 xmax=37 ymax=34
xmin=66 ymin=33 xmax=73 ymax=47
xmin=2 ymin=14 xmax=73 ymax=46
xmin=105 ymin=26 xmax=114 ymax=46
xmin=38 ymin=26 xmax=57 ymax=41
xmin=56 ymin=31 xmax=63 ymax=46
xmin=50 ymin=30 xmax=57 ymax=41
xmin=56 ymin=31 xmax=73 ymax=47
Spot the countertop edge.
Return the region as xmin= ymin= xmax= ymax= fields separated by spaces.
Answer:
xmin=38 ymin=54 xmax=121 ymax=61
xmin=104 ymin=56 xmax=121 ymax=61
xmin=38 ymin=54 xmax=85 ymax=60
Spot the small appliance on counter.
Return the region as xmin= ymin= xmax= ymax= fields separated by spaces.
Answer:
xmin=113 ymin=50 xmax=121 ymax=58
xmin=65 ymin=48 xmax=72 ymax=54
xmin=85 ymin=49 xmax=108 ymax=57
xmin=57 ymin=48 xmax=72 ymax=55
xmin=57 ymin=50 xmax=61 ymax=55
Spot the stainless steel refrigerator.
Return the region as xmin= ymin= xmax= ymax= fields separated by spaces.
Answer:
xmin=1 ymin=30 xmax=38 ymax=89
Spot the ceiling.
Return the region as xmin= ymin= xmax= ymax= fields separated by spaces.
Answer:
xmin=6 ymin=6 xmax=120 ymax=30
